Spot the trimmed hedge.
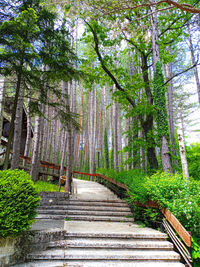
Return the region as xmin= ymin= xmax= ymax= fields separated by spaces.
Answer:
xmin=0 ymin=169 xmax=40 ymax=237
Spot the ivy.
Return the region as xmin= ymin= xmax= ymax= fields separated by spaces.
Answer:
xmin=153 ymin=61 xmax=170 ymax=145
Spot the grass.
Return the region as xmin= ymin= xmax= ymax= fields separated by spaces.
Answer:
xmin=35 ymin=180 xmax=64 ymax=192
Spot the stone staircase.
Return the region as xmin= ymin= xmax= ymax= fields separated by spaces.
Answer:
xmin=37 ymin=198 xmax=134 ymax=222
xmin=13 ymin=179 xmax=185 ymax=267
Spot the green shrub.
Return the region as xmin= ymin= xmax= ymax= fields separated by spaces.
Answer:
xmin=186 ymin=143 xmax=200 ymax=180
xmin=0 ymin=169 xmax=40 ymax=237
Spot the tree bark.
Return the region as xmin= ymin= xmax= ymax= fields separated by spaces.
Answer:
xmin=60 ymin=130 xmax=67 ymax=177
xmin=24 ymin=86 xmax=32 ymax=160
xmin=4 ymin=71 xmax=22 ymax=169
xmin=141 ymin=53 xmax=158 ymax=170
xmin=0 ymin=75 xmax=5 ymax=143
xmin=30 ymin=110 xmax=41 ymax=181
xmin=165 ymin=62 xmax=178 ymax=168
xmin=11 ymin=86 xmax=24 ymax=169
xmin=178 ymin=128 xmax=189 ymax=178
xmin=113 ymin=98 xmax=119 ymax=169
xmin=64 ymin=81 xmax=73 ymax=193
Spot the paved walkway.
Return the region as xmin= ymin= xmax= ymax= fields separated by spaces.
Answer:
xmin=12 ymin=178 xmax=184 ymax=267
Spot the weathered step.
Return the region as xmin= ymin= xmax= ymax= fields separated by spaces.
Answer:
xmin=28 ymin=248 xmax=181 ymax=261
xmin=36 ymin=214 xmax=134 ymax=222
xmin=47 ymin=238 xmax=174 ymax=250
xmin=11 ymin=260 xmax=186 ymax=267
xmin=39 ymin=205 xmax=131 ymax=212
xmin=54 ymin=200 xmax=129 ymax=207
xmin=37 ymin=209 xmax=132 ymax=217
xmin=65 ymin=232 xmax=167 ymax=241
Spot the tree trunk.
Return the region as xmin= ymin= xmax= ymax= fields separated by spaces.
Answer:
xmin=4 ymin=72 xmax=22 ymax=169
xmin=0 ymin=75 xmax=5 ymax=143
xmin=60 ymin=130 xmax=67 ymax=177
xmin=141 ymin=53 xmax=158 ymax=170
xmin=24 ymin=86 xmax=32 ymax=160
xmin=30 ymin=111 xmax=41 ymax=181
xmin=150 ymin=4 xmax=172 ymax=172
xmin=64 ymin=81 xmax=73 ymax=193
xmin=11 ymin=86 xmax=24 ymax=169
xmin=165 ymin=62 xmax=178 ymax=168
xmin=178 ymin=128 xmax=189 ymax=178
xmin=113 ymin=99 xmax=119 ymax=170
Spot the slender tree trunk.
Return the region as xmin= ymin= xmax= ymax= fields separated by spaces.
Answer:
xmin=46 ymin=106 xmax=52 ymax=162
xmin=113 ymin=99 xmax=119 ymax=170
xmin=165 ymin=62 xmax=178 ymax=168
xmin=37 ymin=104 xmax=45 ymax=167
xmin=89 ymin=90 xmax=94 ymax=175
xmin=76 ymin=93 xmax=83 ymax=165
xmin=60 ymin=130 xmax=67 ymax=176
xmin=187 ymin=23 xmax=200 ymax=105
xmin=4 ymin=72 xmax=22 ymax=169
xmin=51 ymin=96 xmax=57 ymax=164
xmin=141 ymin=53 xmax=158 ymax=170
xmin=30 ymin=110 xmax=41 ymax=181
xmin=24 ymin=86 xmax=32 ymax=160
xmin=178 ymin=128 xmax=189 ymax=178
xmin=11 ymin=86 xmax=24 ymax=169
xmin=117 ymin=105 xmax=122 ymax=168
xmin=64 ymin=81 xmax=73 ymax=192
xmin=0 ymin=76 xmax=5 ymax=143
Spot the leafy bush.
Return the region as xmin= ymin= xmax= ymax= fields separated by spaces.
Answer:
xmin=0 ymin=169 xmax=40 ymax=237
xmin=186 ymin=143 xmax=200 ymax=180
xmin=97 ymin=168 xmax=200 ymax=263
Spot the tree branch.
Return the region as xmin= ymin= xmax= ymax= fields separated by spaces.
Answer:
xmin=164 ymin=62 xmax=199 ymax=85
xmin=85 ymin=20 xmax=136 ymax=108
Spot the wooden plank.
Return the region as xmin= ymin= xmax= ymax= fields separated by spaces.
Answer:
xmin=97 ymin=174 xmax=128 ymax=190
xmin=73 ymin=171 xmax=96 ymax=177
xmin=131 ymin=199 xmax=160 ymax=209
xmin=161 ymin=208 xmax=191 ymax=247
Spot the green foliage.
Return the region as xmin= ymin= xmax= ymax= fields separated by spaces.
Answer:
xmin=0 ymin=169 xmax=40 ymax=237
xmin=192 ymin=235 xmax=200 ymax=262
xmin=35 ymin=180 xmax=63 ymax=192
xmin=186 ymin=143 xmax=200 ymax=180
xmin=153 ymin=62 xmax=169 ymax=144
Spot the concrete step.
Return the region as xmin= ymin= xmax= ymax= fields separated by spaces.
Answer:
xmin=39 ymin=205 xmax=131 ymax=212
xmin=37 ymin=209 xmax=132 ymax=217
xmin=11 ymin=260 xmax=186 ymax=267
xmin=65 ymin=232 xmax=167 ymax=240
xmin=64 ymin=221 xmax=168 ymax=240
xmin=28 ymin=248 xmax=181 ymax=261
xmin=36 ymin=214 xmax=134 ymax=222
xmin=55 ymin=200 xmax=128 ymax=207
xmin=47 ymin=238 xmax=174 ymax=250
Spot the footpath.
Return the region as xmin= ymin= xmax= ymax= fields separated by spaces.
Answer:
xmin=12 ymin=178 xmax=184 ymax=267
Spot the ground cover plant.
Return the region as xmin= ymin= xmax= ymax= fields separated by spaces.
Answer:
xmin=35 ymin=180 xmax=64 ymax=192
xmin=0 ymin=169 xmax=40 ymax=237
